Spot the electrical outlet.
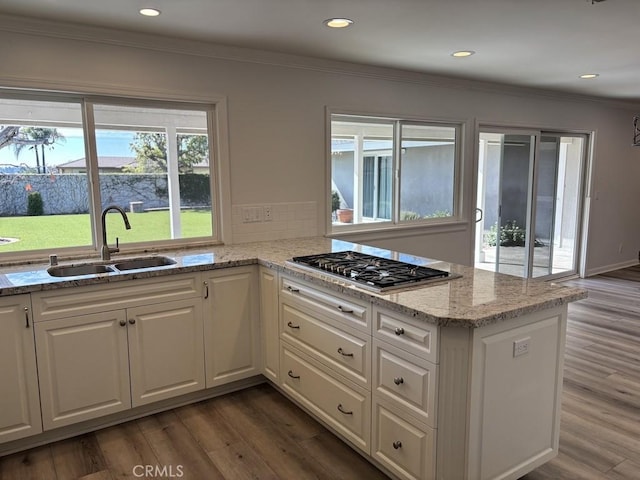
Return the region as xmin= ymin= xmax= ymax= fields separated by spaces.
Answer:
xmin=263 ymin=205 xmax=273 ymax=221
xmin=513 ymin=337 xmax=530 ymax=357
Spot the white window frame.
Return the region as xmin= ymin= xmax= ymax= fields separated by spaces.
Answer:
xmin=0 ymin=89 xmax=228 ymax=262
xmin=327 ymin=110 xmax=463 ymax=235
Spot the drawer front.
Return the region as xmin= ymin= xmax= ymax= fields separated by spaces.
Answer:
xmin=280 ymin=344 xmax=370 ymax=454
xmin=281 ymin=276 xmax=370 ymax=332
xmin=281 ymin=303 xmax=369 ymax=387
xmin=373 ymin=399 xmax=435 ymax=480
xmin=374 ymin=339 xmax=437 ymax=427
xmin=32 ymin=273 xmax=202 ymax=321
xmin=374 ymin=307 xmax=438 ymax=363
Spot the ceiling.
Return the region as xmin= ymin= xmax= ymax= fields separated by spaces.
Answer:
xmin=1 ymin=0 xmax=638 ymax=103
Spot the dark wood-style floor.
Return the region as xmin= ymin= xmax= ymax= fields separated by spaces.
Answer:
xmin=2 ymin=265 xmax=640 ymax=480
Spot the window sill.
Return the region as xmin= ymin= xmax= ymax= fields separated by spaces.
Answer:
xmin=328 ymin=219 xmax=468 ymax=243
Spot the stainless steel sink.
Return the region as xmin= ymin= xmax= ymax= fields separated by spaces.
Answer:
xmin=48 ymin=263 xmax=115 ymax=277
xmin=112 ymin=256 xmax=176 ymax=271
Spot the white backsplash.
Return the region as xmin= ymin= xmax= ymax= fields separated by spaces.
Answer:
xmin=232 ymin=202 xmax=318 ymax=243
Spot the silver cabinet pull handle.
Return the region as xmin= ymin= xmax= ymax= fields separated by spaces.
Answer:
xmin=337 ymin=404 xmax=353 ymax=415
xmin=337 ymin=347 xmax=354 ymax=357
xmin=393 ymin=441 xmax=402 ymax=450
xmin=393 ymin=377 xmax=404 ymax=385
xmin=203 ymin=281 xmax=209 ymax=299
xmin=119 ymin=319 xmax=127 ymax=327
xmin=287 ymin=285 xmax=300 ymax=293
xmin=337 ymin=305 xmax=354 ymax=314
xmin=287 ymin=370 xmax=300 ymax=379
xmin=395 ymin=327 xmax=405 ymax=336
xmin=287 ymin=321 xmax=300 ymax=329
xmin=24 ymin=306 xmax=30 ymax=328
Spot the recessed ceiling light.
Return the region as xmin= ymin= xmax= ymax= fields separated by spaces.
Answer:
xmin=139 ymin=8 xmax=161 ymax=17
xmin=323 ymin=18 xmax=354 ymax=28
xmin=451 ymin=50 xmax=475 ymax=58
xmin=579 ymin=73 xmax=599 ymax=79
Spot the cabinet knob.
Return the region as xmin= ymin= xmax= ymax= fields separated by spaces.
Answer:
xmin=129 ymin=318 xmax=136 ymax=325
xmin=287 ymin=321 xmax=300 ymax=329
xmin=287 ymin=370 xmax=300 ymax=379
xmin=393 ymin=441 xmax=402 ymax=450
xmin=395 ymin=327 xmax=405 ymax=336
xmin=337 ymin=404 xmax=353 ymax=415
xmin=393 ymin=377 xmax=404 ymax=385
xmin=119 ymin=319 xmax=127 ymax=327
xmin=287 ymin=285 xmax=300 ymax=293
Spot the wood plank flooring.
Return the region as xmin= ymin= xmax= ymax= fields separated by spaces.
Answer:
xmin=2 ymin=265 xmax=640 ymax=480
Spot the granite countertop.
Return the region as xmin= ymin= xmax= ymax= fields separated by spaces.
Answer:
xmin=0 ymin=237 xmax=587 ymax=328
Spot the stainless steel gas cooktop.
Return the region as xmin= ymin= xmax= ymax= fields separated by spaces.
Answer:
xmin=288 ymin=250 xmax=451 ymax=293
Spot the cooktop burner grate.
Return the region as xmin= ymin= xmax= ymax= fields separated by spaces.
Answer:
xmin=290 ymin=251 xmax=450 ymax=292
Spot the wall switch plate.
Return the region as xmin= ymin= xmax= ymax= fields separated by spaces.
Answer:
xmin=242 ymin=206 xmax=262 ymax=223
xmin=513 ymin=337 xmax=530 ymax=357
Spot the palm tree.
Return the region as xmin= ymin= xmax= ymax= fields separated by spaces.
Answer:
xmin=12 ymin=127 xmax=65 ymax=173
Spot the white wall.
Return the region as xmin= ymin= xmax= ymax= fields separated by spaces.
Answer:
xmin=2 ymin=15 xmax=640 ymax=274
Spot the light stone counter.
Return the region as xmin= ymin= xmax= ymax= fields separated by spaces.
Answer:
xmin=0 ymin=236 xmax=587 ymax=328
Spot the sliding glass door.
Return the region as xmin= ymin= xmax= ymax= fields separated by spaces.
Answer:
xmin=475 ymin=129 xmax=585 ymax=279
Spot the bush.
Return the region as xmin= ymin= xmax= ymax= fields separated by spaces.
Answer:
xmin=27 ymin=191 xmax=44 ymax=216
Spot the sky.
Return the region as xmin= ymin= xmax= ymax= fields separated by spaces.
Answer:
xmin=0 ymin=129 xmax=136 ymax=169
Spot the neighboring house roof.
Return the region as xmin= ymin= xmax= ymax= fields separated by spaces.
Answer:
xmin=56 ymin=156 xmax=137 ymax=169
xmin=56 ymin=156 xmax=209 ymax=170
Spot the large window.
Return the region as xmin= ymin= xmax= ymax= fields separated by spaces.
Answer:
xmin=330 ymin=114 xmax=460 ymax=229
xmin=0 ymin=93 xmax=219 ymax=259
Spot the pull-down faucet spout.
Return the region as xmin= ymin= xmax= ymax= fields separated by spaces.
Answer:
xmin=101 ymin=205 xmax=131 ymax=261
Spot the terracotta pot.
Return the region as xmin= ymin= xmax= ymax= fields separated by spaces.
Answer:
xmin=336 ymin=208 xmax=353 ymax=223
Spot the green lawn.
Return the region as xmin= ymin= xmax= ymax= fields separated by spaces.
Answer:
xmin=0 ymin=210 xmax=213 ymax=252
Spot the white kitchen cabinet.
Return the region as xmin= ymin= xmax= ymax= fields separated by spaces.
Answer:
xmin=127 ymin=299 xmax=204 ymax=406
xmin=372 ymin=398 xmax=435 ymax=480
xmin=0 ymin=295 xmax=42 ymax=443
xmin=259 ymin=266 xmax=279 ymax=383
xmin=203 ymin=266 xmax=260 ymax=387
xmin=35 ymin=310 xmax=132 ymax=430
xmin=33 ymin=273 xmax=205 ymax=430
xmin=279 ymin=274 xmax=372 ymax=454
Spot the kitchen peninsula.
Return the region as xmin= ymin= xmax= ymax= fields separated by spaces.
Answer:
xmin=0 ymin=237 xmax=586 ymax=480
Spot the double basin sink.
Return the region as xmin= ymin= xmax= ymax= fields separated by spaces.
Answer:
xmin=48 ymin=255 xmax=177 ymax=278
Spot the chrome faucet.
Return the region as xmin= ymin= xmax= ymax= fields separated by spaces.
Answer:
xmin=101 ymin=205 xmax=131 ymax=261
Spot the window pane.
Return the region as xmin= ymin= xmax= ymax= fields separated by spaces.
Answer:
xmin=399 ymin=124 xmax=456 ymax=221
xmin=0 ymin=98 xmax=92 ymax=253
xmin=331 ymin=117 xmax=394 ymax=225
xmin=92 ymin=104 xmax=214 ymax=245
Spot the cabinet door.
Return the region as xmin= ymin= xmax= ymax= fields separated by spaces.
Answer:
xmin=204 ymin=266 xmax=260 ymax=387
xmin=0 ymin=295 xmax=42 ymax=443
xmin=259 ymin=266 xmax=279 ymax=383
xmin=128 ymin=298 xmax=205 ymax=407
xmin=35 ymin=310 xmax=131 ymax=430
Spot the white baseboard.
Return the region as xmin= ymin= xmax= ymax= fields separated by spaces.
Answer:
xmin=584 ymin=259 xmax=639 ymax=277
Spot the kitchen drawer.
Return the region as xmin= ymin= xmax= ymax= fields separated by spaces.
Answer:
xmin=374 ymin=306 xmax=438 ymax=363
xmin=280 ymin=344 xmax=370 ymax=454
xmin=281 ymin=276 xmax=370 ymax=332
xmin=373 ymin=339 xmax=437 ymax=427
xmin=281 ymin=302 xmax=370 ymax=388
xmin=372 ymin=398 xmax=436 ymax=480
xmin=32 ymin=273 xmax=202 ymax=322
